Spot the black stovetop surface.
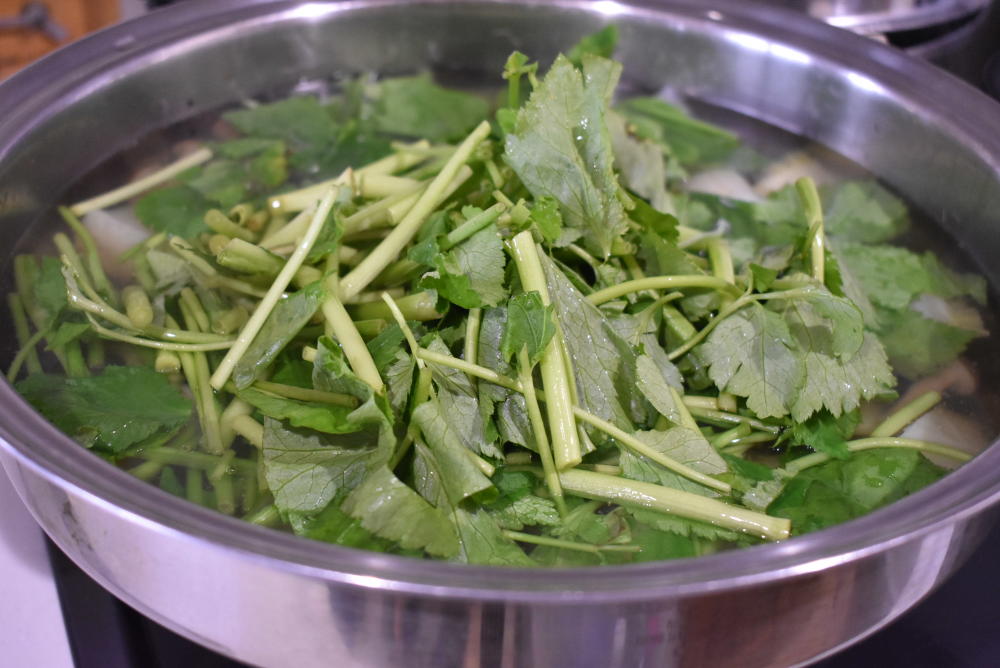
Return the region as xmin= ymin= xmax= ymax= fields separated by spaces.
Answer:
xmin=49 ymin=518 xmax=1000 ymax=668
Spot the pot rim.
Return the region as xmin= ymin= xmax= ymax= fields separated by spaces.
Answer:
xmin=2 ymin=0 xmax=1000 ymax=603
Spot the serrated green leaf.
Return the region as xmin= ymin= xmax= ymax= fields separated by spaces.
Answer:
xmin=233 ymin=282 xmax=325 ymax=390
xmin=505 ymin=55 xmax=628 ymax=257
xmin=16 ymin=366 xmax=192 ymax=453
xmin=373 ymin=74 xmax=489 ymax=142
xmin=341 ymin=465 xmax=459 ymax=558
xmin=134 ymin=185 xmax=211 ymax=237
xmin=501 ymin=291 xmax=556 ymax=366
xmin=619 ymin=427 xmax=728 ymax=497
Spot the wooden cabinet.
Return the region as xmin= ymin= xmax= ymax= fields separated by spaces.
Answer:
xmin=1 ymin=0 xmax=119 ymax=79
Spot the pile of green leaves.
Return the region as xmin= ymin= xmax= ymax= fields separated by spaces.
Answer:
xmin=7 ymin=27 xmax=987 ymax=566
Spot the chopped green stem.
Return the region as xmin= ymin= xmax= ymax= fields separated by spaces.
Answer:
xmin=709 ymin=423 xmax=752 ymax=449
xmin=69 ymin=147 xmax=213 ymax=216
xmin=571 ymin=407 xmax=732 ymax=495
xmin=351 ymin=291 xmax=442 ymax=322
xmin=179 ymin=288 xmax=211 ymax=332
xmin=173 ymin=308 xmax=223 ymax=456
xmin=588 ymin=275 xmax=735 ymax=306
xmin=122 ymin=285 xmax=154 ymax=328
xmin=231 ymin=415 xmax=264 ymax=449
xmin=128 ymin=460 xmax=164 ymax=481
xmin=415 ymin=347 xmax=520 ymax=390
xmin=211 ymin=189 xmax=337 ymax=390
xmin=871 ymin=391 xmax=942 ymax=438
xmin=244 ymin=504 xmax=280 ymax=526
xmin=268 ymin=143 xmax=430 ymax=212
xmin=219 ymin=397 xmax=253 ymax=448
xmin=683 ymin=404 xmax=782 ymax=434
xmin=705 ymin=237 xmax=735 ymax=285
xmin=559 ymin=469 xmax=789 ymax=541
xmin=384 ymin=293 xmax=426 ymax=370
xmin=518 ymin=347 xmax=567 ymax=517
xmin=786 ymin=437 xmax=973 ymax=474
xmin=7 ymin=293 xmax=41 ymax=376
xmin=138 ymin=446 xmax=256 ymax=473
xmin=252 ymin=381 xmax=357 ymax=407
xmin=566 ymin=243 xmax=599 ymax=270
xmin=464 ymin=307 xmax=482 ymax=371
xmin=204 ymin=209 xmax=256 ymax=241
xmin=443 ymin=203 xmax=507 ymax=250
xmin=339 ymin=121 xmax=490 ymax=301
xmin=216 ymin=238 xmax=285 ymax=275
xmin=342 ymin=185 xmax=425 ymax=236
xmin=84 ymin=314 xmax=235 ymax=352
xmin=509 ymin=231 xmax=582 ymax=470
xmin=323 ymin=276 xmax=385 ymax=393
xmin=258 ymin=207 xmax=313 ymax=250
xmin=59 ymin=206 xmax=118 ymax=306
xmin=186 ymin=468 xmax=205 ymax=506
xmin=502 ymin=530 xmax=637 ymax=554
xmin=796 ymin=177 xmax=825 ymax=284
xmin=670 ymin=387 xmax=702 ymax=433
xmin=6 ymin=329 xmax=45 ymax=382
xmin=668 ymin=294 xmax=750 ymax=361
xmin=212 ymin=473 xmax=237 ymax=515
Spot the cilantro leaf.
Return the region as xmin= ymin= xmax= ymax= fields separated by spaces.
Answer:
xmin=16 ymin=366 xmax=192 ymax=453
xmin=876 ymin=306 xmax=981 ymax=379
xmin=788 ymin=410 xmax=859 ymax=460
xmin=134 ymin=185 xmax=211 ymax=237
xmin=541 ymin=253 xmax=644 ymax=429
xmin=701 ymin=302 xmax=803 ymax=420
xmin=505 ymin=55 xmax=628 ymax=257
xmin=262 ymin=418 xmax=380 ymax=514
xmin=341 ymin=465 xmax=460 ymax=558
xmin=617 ymin=97 xmax=739 ymax=167
xmin=420 ymin=224 xmax=508 ymax=308
xmin=224 ymin=97 xmax=338 ymax=153
xmin=372 ymin=74 xmax=490 ymax=142
xmin=412 ymin=401 xmax=497 ymax=506
xmin=768 ymin=449 xmax=946 ymax=534
xmin=619 ymin=427 xmax=728 ymax=497
xmin=236 ymin=386 xmax=357 ymax=434
xmin=232 ymin=282 xmax=325 ymax=390
xmin=288 ymin=498 xmax=395 ymax=552
xmin=500 ymin=291 xmax=556 ymax=366
xmin=566 ymin=25 xmax=618 ymax=66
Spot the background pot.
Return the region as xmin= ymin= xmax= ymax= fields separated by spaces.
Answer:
xmin=2 ymin=2 xmax=1000 ymax=667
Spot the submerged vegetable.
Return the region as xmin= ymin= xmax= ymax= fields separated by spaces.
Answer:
xmin=7 ymin=28 xmax=989 ymax=565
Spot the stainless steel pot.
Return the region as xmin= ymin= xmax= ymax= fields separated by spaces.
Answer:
xmin=2 ymin=2 xmax=1000 ymax=667
xmin=770 ymin=0 xmax=991 ymax=33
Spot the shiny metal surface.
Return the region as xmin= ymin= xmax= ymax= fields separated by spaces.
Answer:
xmin=2 ymin=1 xmax=1000 ymax=666
xmin=771 ymin=0 xmax=991 ymax=33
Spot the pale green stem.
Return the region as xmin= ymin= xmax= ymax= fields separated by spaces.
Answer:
xmin=6 ymin=329 xmax=45 ymax=382
xmin=502 ymin=530 xmax=638 ymax=554
xmin=252 ymin=381 xmax=357 ymax=407
xmin=69 ymin=147 xmax=212 ymax=216
xmin=683 ymin=404 xmax=782 ymax=434
xmin=518 ymin=346 xmax=567 ymax=518
xmin=415 ymin=347 xmax=519 ymax=390
xmin=559 ymin=469 xmax=789 ymax=541
xmin=588 ymin=275 xmax=735 ymax=306
xmin=669 ymin=387 xmax=702 ymax=433
xmin=796 ymin=177 xmax=825 ymax=284
xmin=84 ymin=314 xmax=236 ymax=352
xmin=350 ymin=291 xmax=441 ymax=322
xmin=338 ymin=121 xmax=490 ymax=301
xmin=382 ymin=293 xmax=426 ymax=370
xmin=508 ymin=230 xmax=581 ymax=470
xmin=210 ymin=189 xmax=337 ymax=390
xmin=322 ymin=275 xmax=384 ymax=393
xmin=230 ymin=414 xmax=264 ymax=449
xmin=571 ymin=407 xmax=731 ymax=495
xmin=7 ymin=293 xmax=41 ymax=376
xmin=464 ymin=308 xmax=482 ymax=370
xmin=786 ymin=436 xmax=972 ymax=474
xmin=871 ymin=391 xmax=942 ymax=438
xmin=58 ymin=206 xmax=118 ymax=307
xmin=219 ymin=397 xmax=254 ymax=449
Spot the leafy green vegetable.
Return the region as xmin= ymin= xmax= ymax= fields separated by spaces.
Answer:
xmin=505 ymin=55 xmax=628 ymax=256
xmin=134 ymin=185 xmax=211 ymax=237
xmin=373 ymin=74 xmax=490 ymax=142
xmin=16 ymin=366 xmax=192 ymax=453
xmin=12 ymin=30 xmax=985 ymax=567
